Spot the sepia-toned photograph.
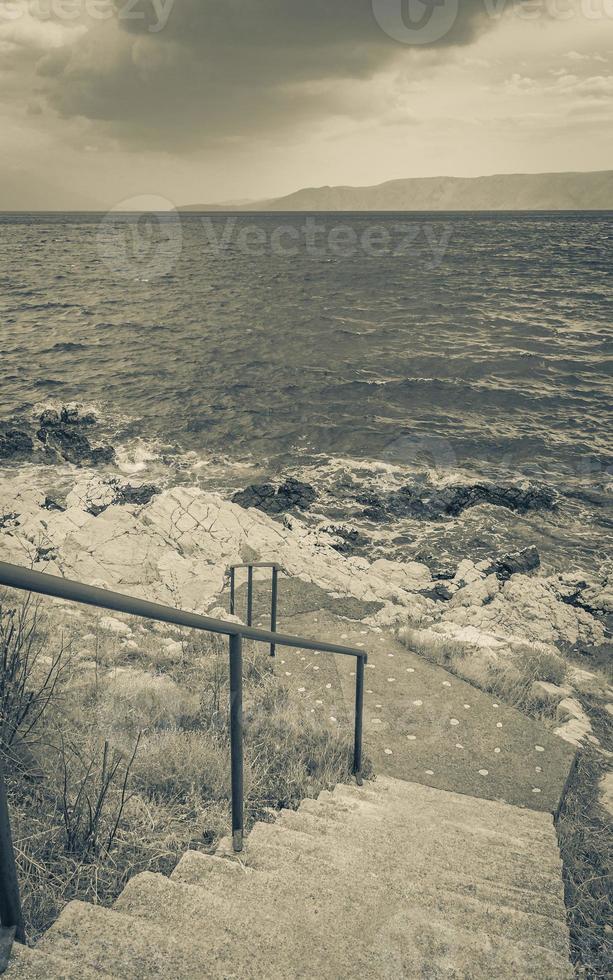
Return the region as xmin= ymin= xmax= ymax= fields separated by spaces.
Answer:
xmin=0 ymin=2 xmax=611 ymax=977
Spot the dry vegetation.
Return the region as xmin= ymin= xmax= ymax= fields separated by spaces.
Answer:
xmin=397 ymin=626 xmax=567 ymax=714
xmin=0 ymin=590 xmax=364 ymax=942
xmin=557 ymin=701 xmax=613 ymax=979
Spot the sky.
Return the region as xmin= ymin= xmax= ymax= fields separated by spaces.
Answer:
xmin=1 ymin=0 xmax=612 ymax=209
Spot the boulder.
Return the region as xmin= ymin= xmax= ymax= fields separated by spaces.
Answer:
xmin=448 ymin=574 xmax=500 ymax=610
xmin=43 ymin=495 xmax=67 ymax=512
xmin=556 ymin=697 xmax=586 ymax=724
xmin=530 ymin=681 xmax=572 ymax=707
xmin=36 ymin=409 xmax=114 ymax=467
xmin=0 ymin=428 xmax=33 ymax=460
xmin=115 ymin=483 xmax=161 ymax=507
xmin=554 ymin=715 xmax=596 ymax=747
xmin=99 ymin=616 xmax=132 ymax=638
xmin=566 ymin=666 xmax=610 ymax=698
xmin=358 ymin=482 xmax=556 ymax=523
xmin=232 ymin=478 xmax=317 ymax=514
xmin=442 ymin=574 xmax=605 ymax=648
xmin=491 ymin=547 xmax=540 ymax=582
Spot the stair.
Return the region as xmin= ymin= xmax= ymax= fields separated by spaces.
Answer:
xmin=11 ymin=775 xmax=573 ymax=979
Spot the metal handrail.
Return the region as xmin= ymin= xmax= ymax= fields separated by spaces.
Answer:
xmin=229 ymin=562 xmax=280 ymax=657
xmin=0 ymin=559 xmax=366 ymax=945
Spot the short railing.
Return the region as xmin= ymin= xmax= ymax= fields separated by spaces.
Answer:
xmin=0 ymin=560 xmax=366 ymax=949
xmin=228 ymin=562 xmax=280 ymax=657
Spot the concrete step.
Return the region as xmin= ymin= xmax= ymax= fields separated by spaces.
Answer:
xmin=243 ymin=817 xmax=565 ymax=903
xmin=294 ymin=793 xmax=560 ymax=860
xmin=114 ymin=868 xmax=572 ymax=980
xmin=6 ymin=941 xmax=114 ymax=979
xmin=249 ymin=800 xmax=565 ymax=888
xmin=332 ymin=778 xmax=558 ymax=843
xmin=24 ymin=774 xmax=572 ymax=979
xmin=165 ymin=845 xmax=570 ymax=958
xmin=172 ymin=846 xmax=567 ymax=923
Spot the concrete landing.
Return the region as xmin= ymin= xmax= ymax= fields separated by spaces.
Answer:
xmin=18 ymin=776 xmax=573 ymax=979
xmin=273 ymin=606 xmax=576 ymax=814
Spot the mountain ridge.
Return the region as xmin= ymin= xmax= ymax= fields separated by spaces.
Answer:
xmin=181 ymin=170 xmax=613 ymax=212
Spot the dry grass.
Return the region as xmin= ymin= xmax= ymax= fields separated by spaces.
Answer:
xmin=1 ymin=594 xmax=364 ymax=942
xmin=398 ymin=626 xmax=570 ymax=716
xmin=557 ymin=739 xmax=612 ymax=979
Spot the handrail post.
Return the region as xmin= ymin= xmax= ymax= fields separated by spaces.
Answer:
xmin=228 ymin=633 xmax=244 ymax=852
xmin=0 ymin=760 xmax=25 ymax=946
xmin=270 ymin=567 xmax=278 ymax=658
xmin=246 ymin=567 xmax=253 ymax=627
xmin=353 ymin=655 xmax=365 ymax=786
xmin=229 ymin=567 xmax=235 ymax=616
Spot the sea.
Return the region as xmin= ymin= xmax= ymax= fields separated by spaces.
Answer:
xmin=0 ymin=211 xmax=611 ymax=576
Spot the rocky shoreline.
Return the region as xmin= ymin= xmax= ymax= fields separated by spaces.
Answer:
xmin=0 ymin=406 xmax=611 ymax=765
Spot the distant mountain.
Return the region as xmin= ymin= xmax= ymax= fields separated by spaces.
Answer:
xmin=181 ymin=171 xmax=613 ymax=212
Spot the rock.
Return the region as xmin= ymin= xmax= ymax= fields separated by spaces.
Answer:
xmin=43 ymin=495 xmax=66 ymax=512
xmin=324 ymin=525 xmax=370 ymax=556
xmin=39 ymin=425 xmax=115 ymax=467
xmin=554 ymin=715 xmax=596 ymax=747
xmin=0 ymin=512 xmax=19 ymax=530
xmin=600 ymin=772 xmax=613 ymax=818
xmin=232 ymin=478 xmax=317 ymax=514
xmin=442 ymin=574 xmax=605 ymax=648
xmin=0 ymin=428 xmax=33 ymax=460
xmin=60 ymin=405 xmax=80 ymax=425
xmin=546 ymin=563 xmax=613 ymax=617
xmin=115 ymin=484 xmax=160 ymax=507
xmin=453 ymin=559 xmax=488 ymax=587
xmin=556 ymin=697 xmax=586 ymax=724
xmin=39 ymin=409 xmax=60 ymax=428
xmin=359 ymin=482 xmax=556 ymax=523
xmin=566 ymin=667 xmax=609 ymax=698
xmin=370 ymin=558 xmax=432 ymax=593
xmin=530 ymin=681 xmax=572 ymax=707
xmin=448 ymin=574 xmax=500 ymax=610
xmin=59 ymin=404 xmax=97 ymax=426
xmin=36 ymin=409 xmax=114 ymax=467
xmin=491 ymin=547 xmax=540 ymax=582
xmin=419 ymin=583 xmax=453 ymax=602
xmin=34 ymin=545 xmax=58 ymax=564
xmin=89 ymin=445 xmax=116 ymax=465
xmin=99 ymin=616 xmax=132 ymax=638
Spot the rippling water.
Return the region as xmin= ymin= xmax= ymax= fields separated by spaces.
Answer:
xmin=1 ymin=211 xmax=611 ymax=572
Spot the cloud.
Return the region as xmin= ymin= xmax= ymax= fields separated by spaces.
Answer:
xmin=0 ymin=8 xmax=85 ymax=53
xmin=25 ymin=0 xmax=498 ymax=148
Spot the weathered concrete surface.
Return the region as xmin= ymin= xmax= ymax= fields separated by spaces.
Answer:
xmin=25 ymin=776 xmax=572 ymax=979
xmin=7 ymin=943 xmax=112 ymax=978
xmin=273 ymin=609 xmax=576 ymax=814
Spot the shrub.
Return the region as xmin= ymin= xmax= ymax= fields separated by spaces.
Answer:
xmin=56 ymin=733 xmax=141 ymax=858
xmin=0 ymin=591 xmax=72 ymax=754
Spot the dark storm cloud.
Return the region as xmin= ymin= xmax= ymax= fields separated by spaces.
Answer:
xmin=37 ymin=1 xmax=505 ymax=148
